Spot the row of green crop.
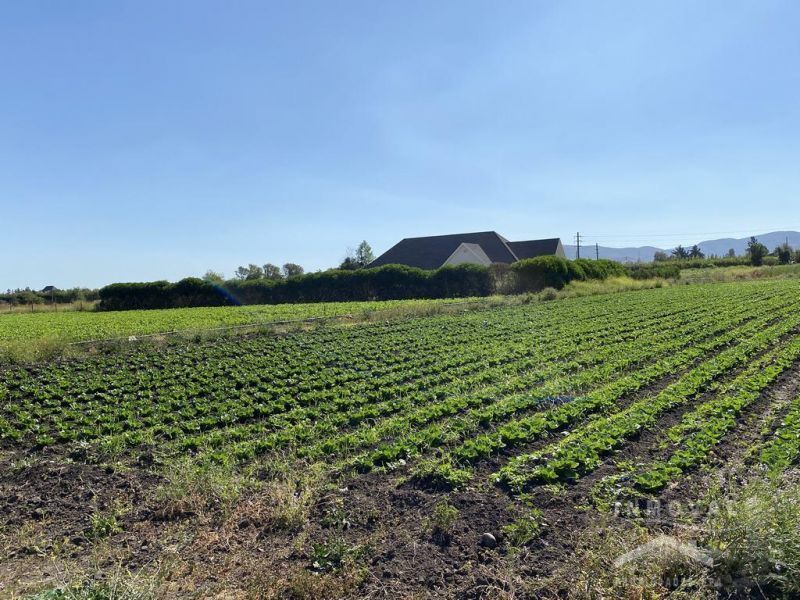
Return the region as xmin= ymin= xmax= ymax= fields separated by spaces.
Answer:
xmin=630 ymin=334 xmax=800 ymax=491
xmin=405 ymin=293 xmax=798 ymax=488
xmin=760 ymin=390 xmax=800 ymax=471
xmin=495 ymin=307 xmax=800 ymax=491
xmin=229 ymin=296 xmax=743 ymax=467
xmin=351 ymin=301 xmax=780 ymax=475
xmin=200 ymin=284 xmax=789 ymax=472
xmin=1 ymin=288 xmax=688 ymax=446
xmin=0 ymin=282 xmax=754 ymax=448
xmin=160 ymin=287 xmax=712 ymax=461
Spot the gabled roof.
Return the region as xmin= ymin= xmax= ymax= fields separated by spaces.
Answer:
xmin=507 ymin=238 xmax=562 ymax=259
xmin=370 ymin=231 xmax=517 ymax=269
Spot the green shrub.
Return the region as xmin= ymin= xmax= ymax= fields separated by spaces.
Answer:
xmin=566 ymin=260 xmax=586 ymax=282
xmin=574 ymin=258 xmax=626 ymax=280
xmin=625 ymin=263 xmax=681 ymax=280
xmin=512 ymin=256 xmax=573 ymax=291
xmin=539 ymin=287 xmax=560 ymax=301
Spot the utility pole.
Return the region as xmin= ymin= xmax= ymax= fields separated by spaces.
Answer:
xmin=595 ymin=243 xmax=599 ymax=260
xmin=575 ymin=232 xmax=581 ymax=259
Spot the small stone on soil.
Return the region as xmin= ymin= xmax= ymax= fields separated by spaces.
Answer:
xmin=480 ymin=532 xmax=497 ymax=548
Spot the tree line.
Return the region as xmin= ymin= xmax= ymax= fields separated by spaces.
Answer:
xmin=0 ymin=287 xmax=99 ymax=309
xmin=203 ymin=241 xmax=375 ymax=283
xmin=653 ymin=237 xmax=799 ymax=267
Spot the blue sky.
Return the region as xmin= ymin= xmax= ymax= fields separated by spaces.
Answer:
xmin=2 ymin=1 xmax=800 ymax=289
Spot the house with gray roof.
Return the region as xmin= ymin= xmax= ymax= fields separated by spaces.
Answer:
xmin=370 ymin=231 xmax=564 ymax=269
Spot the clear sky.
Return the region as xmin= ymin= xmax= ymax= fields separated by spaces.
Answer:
xmin=2 ymin=1 xmax=800 ymax=289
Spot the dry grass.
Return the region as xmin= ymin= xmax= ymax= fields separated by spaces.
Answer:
xmin=527 ymin=276 xmax=670 ymax=305
xmin=153 ymin=458 xmax=262 ymax=519
xmin=703 ymin=472 xmax=800 ymax=596
xmin=246 ymin=563 xmax=367 ymax=600
xmin=531 ymin=473 xmax=800 ymax=599
xmin=679 ymin=263 xmax=800 ymax=284
xmin=529 ymin=516 xmax=715 ymax=599
xmin=0 ymin=301 xmax=98 ymax=315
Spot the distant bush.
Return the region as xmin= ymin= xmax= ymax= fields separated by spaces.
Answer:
xmin=512 ymin=256 xmax=572 ymax=291
xmin=539 ymin=287 xmax=559 ymax=301
xmin=659 ymin=256 xmax=781 ymax=270
xmin=0 ymin=287 xmax=99 ymax=307
xmin=574 ymin=258 xmax=627 ymax=279
xmin=625 ymin=263 xmax=681 ymax=280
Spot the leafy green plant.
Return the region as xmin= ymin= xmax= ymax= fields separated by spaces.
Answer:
xmin=310 ymin=537 xmax=364 ymax=572
xmin=87 ymin=507 xmax=123 ymax=540
xmin=411 ymin=459 xmax=473 ymax=490
xmin=425 ymin=499 xmax=460 ymax=545
xmin=501 ymin=509 xmax=543 ymax=547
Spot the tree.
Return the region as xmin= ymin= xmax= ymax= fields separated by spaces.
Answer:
xmin=726 ymin=248 xmax=736 ymax=258
xmin=355 ymin=241 xmax=374 ymax=267
xmin=653 ymin=251 xmax=669 ymax=262
xmin=795 ymin=249 xmax=800 ymax=264
xmin=262 ymin=263 xmax=283 ymax=280
xmin=282 ymin=263 xmax=304 ymax=278
xmin=671 ymin=245 xmax=689 ymax=260
xmin=339 ymin=240 xmax=375 ymax=270
xmin=774 ymin=243 xmax=792 ymax=265
xmin=688 ymin=245 xmax=705 ymax=259
xmin=338 ymin=256 xmax=359 ymax=270
xmin=746 ymin=237 xmax=769 ymax=266
xmin=234 ymin=264 xmax=264 ymax=280
xmin=202 ymin=270 xmax=225 ymax=283
xmin=16 ymin=290 xmax=42 ymax=306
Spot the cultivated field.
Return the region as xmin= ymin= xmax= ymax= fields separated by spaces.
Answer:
xmin=2 ymin=279 xmax=800 ymax=598
xmin=0 ymin=297 xmax=487 ymax=361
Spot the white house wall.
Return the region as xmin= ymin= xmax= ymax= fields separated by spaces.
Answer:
xmin=443 ymin=244 xmax=493 ymax=267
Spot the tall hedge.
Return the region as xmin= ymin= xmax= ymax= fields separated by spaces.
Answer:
xmin=98 ymin=263 xmax=495 ymax=311
xmin=98 ymin=256 xmax=676 ymax=311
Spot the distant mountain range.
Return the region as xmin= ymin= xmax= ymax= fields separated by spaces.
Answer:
xmin=563 ymin=231 xmax=800 ymax=263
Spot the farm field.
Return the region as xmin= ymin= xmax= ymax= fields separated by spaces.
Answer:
xmin=2 ymin=279 xmax=800 ymax=598
xmin=0 ymin=296 xmax=486 ymax=358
